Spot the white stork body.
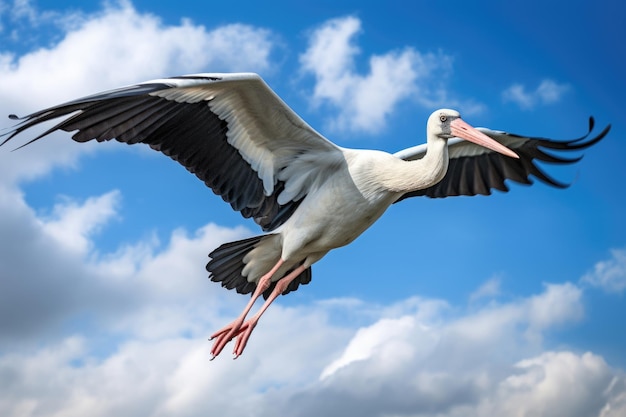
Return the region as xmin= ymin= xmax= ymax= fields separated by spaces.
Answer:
xmin=1 ymin=73 xmax=609 ymax=359
xmin=247 ymin=149 xmax=407 ymax=278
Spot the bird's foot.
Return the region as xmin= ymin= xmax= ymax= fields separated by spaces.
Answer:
xmin=208 ymin=316 xmax=259 ymax=360
xmin=232 ymin=318 xmax=258 ymax=359
xmin=209 ymin=317 xmax=245 ymax=359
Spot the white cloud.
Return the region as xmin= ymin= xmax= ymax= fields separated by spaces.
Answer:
xmin=478 ymin=351 xmax=623 ymax=417
xmin=0 ymin=0 xmax=40 ymax=28
xmin=320 ymin=315 xmax=422 ymax=379
xmin=581 ymin=248 xmax=626 ymax=294
xmin=39 ymin=190 xmax=121 ymax=254
xmin=526 ymin=282 xmax=584 ymax=332
xmin=502 ymin=79 xmax=570 ymax=110
xmin=10 ymin=0 xmax=37 ymax=23
xmin=299 ymin=16 xmax=464 ymax=134
xmin=469 ymin=276 xmax=501 ymax=302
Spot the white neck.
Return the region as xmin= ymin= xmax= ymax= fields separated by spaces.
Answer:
xmin=376 ymin=135 xmax=449 ymax=194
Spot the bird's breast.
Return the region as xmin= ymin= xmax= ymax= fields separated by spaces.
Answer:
xmin=279 ymin=171 xmax=395 ymax=261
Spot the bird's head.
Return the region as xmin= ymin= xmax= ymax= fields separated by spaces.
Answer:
xmin=428 ymin=108 xmax=461 ymax=139
xmin=428 ymin=109 xmax=519 ymax=159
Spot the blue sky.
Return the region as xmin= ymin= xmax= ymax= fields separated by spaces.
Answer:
xmin=1 ymin=1 xmax=625 ymax=416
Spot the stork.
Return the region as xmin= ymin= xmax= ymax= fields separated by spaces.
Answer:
xmin=0 ymin=73 xmax=609 ymax=359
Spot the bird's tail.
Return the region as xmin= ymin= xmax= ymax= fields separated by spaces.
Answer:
xmin=206 ymin=235 xmax=312 ymax=299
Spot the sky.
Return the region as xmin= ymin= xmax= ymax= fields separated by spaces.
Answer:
xmin=0 ymin=0 xmax=625 ymax=416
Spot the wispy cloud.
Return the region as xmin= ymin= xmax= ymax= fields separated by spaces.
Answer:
xmin=0 ymin=0 xmax=83 ymax=42
xmin=299 ymin=16 xmax=463 ymax=134
xmin=10 ymin=0 xmax=38 ymax=23
xmin=502 ymin=79 xmax=570 ymax=110
xmin=469 ymin=276 xmax=502 ymax=302
xmin=581 ymin=248 xmax=626 ymax=294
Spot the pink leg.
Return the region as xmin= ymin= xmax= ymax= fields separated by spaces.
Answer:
xmin=209 ymin=259 xmax=285 ymax=359
xmin=231 ymin=264 xmax=307 ymax=358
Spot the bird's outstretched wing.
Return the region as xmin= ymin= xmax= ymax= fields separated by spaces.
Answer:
xmin=1 ymin=73 xmax=343 ymax=231
xmin=393 ymin=117 xmax=610 ymax=201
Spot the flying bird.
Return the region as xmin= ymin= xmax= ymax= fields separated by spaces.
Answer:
xmin=0 ymin=73 xmax=609 ymax=359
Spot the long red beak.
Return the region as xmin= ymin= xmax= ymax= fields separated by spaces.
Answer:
xmin=450 ymin=118 xmax=519 ymax=159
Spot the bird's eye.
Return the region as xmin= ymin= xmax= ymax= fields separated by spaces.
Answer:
xmin=439 ymin=114 xmax=447 ymax=123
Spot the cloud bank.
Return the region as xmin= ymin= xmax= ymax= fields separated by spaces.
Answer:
xmin=1 ymin=184 xmax=623 ymax=417
xmin=1 ymin=189 xmax=625 ymax=417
